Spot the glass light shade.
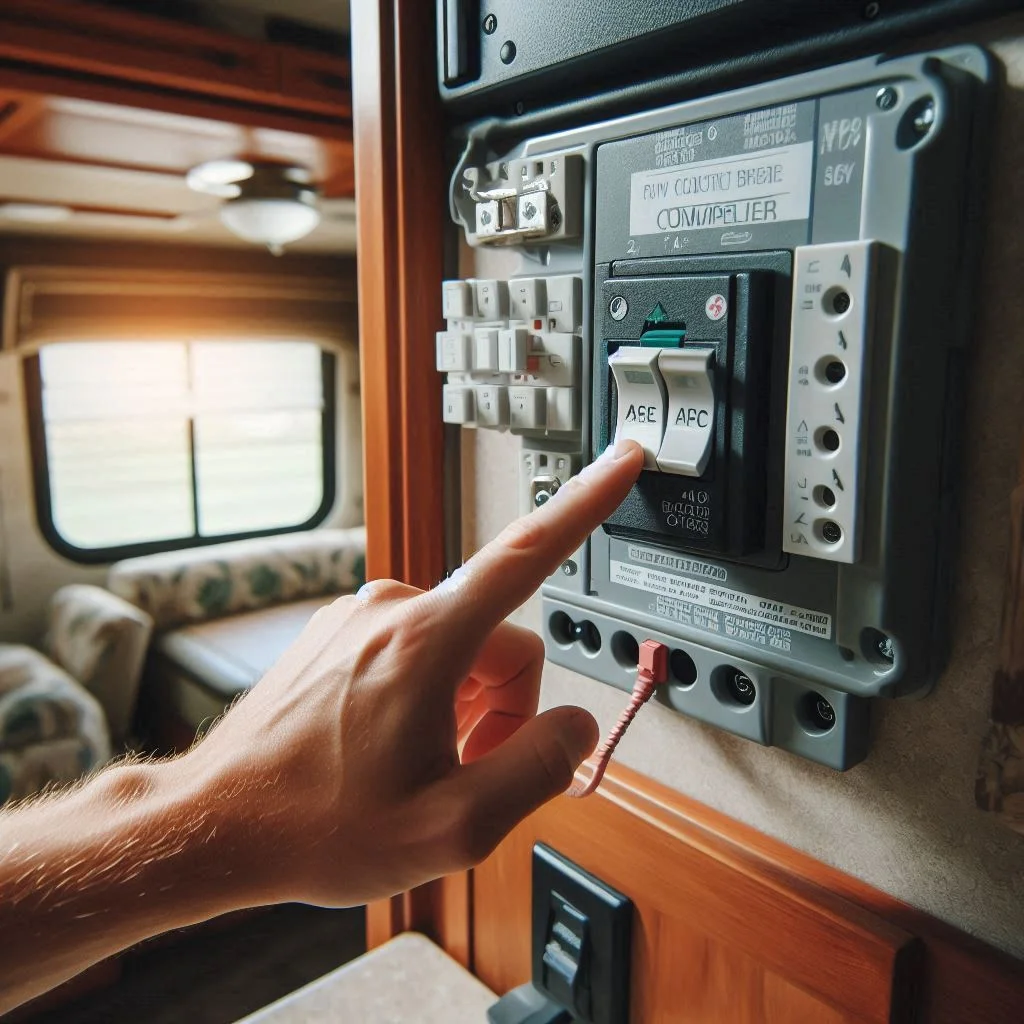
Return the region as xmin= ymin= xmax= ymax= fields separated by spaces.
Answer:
xmin=219 ymin=197 xmax=321 ymax=248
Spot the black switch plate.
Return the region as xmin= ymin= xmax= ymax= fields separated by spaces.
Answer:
xmin=531 ymin=844 xmax=632 ymax=1024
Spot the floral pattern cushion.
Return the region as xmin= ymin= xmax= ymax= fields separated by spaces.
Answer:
xmin=106 ymin=527 xmax=366 ymax=632
xmin=43 ymin=585 xmax=154 ymax=743
xmin=0 ymin=645 xmax=111 ymax=805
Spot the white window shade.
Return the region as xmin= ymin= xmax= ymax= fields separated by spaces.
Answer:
xmin=35 ymin=339 xmax=331 ymax=554
xmin=190 ymin=340 xmax=325 ymax=413
xmin=40 ymin=343 xmax=191 ymax=422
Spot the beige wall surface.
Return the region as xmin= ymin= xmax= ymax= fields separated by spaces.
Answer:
xmin=462 ymin=18 xmax=1024 ymax=957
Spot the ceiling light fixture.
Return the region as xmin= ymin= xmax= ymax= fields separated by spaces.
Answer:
xmin=186 ymin=160 xmax=321 ymax=254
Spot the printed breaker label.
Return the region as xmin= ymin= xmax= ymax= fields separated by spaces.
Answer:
xmin=626 ymin=544 xmax=727 ymax=582
xmin=629 ymin=141 xmax=814 ymax=238
xmin=609 ymin=559 xmax=832 ymax=639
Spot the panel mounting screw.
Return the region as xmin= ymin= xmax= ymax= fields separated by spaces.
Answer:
xmin=877 ymin=635 xmax=895 ymax=662
xmin=863 ymin=1 xmax=880 ymax=18
xmin=479 ymin=209 xmax=492 ymax=226
xmin=500 ymin=40 xmax=517 ymax=65
xmin=609 ymin=296 xmax=629 ymax=321
xmin=730 ymin=672 xmax=756 ymax=705
xmin=815 ymin=698 xmax=835 ymax=724
xmin=523 ymin=200 xmax=538 ymax=220
xmin=875 ymin=86 xmax=897 ymax=111
xmin=482 ymin=14 xmax=497 ymax=34
xmin=562 ymin=559 xmax=578 ymax=577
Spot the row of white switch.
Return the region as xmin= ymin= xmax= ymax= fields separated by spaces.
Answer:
xmin=609 ymin=346 xmax=716 ymax=477
xmin=441 ymin=276 xmax=582 ymax=333
xmin=436 ymin=328 xmax=578 ymax=385
xmin=443 ymin=384 xmax=577 ymax=432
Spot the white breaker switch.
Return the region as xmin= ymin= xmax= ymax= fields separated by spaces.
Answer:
xmin=609 ymin=346 xmax=666 ymax=469
xmin=783 ymin=240 xmax=878 ymax=564
xmin=436 ymin=275 xmax=583 ymax=440
xmin=656 ymin=347 xmax=715 ymax=476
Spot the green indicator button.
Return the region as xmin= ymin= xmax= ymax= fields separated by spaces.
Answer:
xmin=639 ymin=329 xmax=686 ymax=347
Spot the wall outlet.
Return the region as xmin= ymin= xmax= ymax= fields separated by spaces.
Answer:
xmin=531 ymin=844 xmax=632 ymax=1024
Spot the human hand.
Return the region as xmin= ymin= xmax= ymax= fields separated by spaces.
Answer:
xmin=178 ymin=440 xmax=644 ymax=908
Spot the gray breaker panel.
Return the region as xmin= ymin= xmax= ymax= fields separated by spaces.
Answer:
xmin=544 ymin=596 xmax=870 ymax=770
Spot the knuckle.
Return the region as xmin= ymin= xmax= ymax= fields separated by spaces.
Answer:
xmin=357 ymin=578 xmax=415 ymax=603
xmin=496 ymin=513 xmax=546 ymax=555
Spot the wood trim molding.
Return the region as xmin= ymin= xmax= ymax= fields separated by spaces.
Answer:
xmin=352 ymin=0 xmax=459 ymax=959
xmin=470 ymin=763 xmax=1024 ymax=1024
xmin=0 ymin=0 xmax=351 ymax=120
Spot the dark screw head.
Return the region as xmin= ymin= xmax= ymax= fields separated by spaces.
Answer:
xmin=877 ymin=635 xmax=895 ymax=662
xmin=561 ymin=560 xmax=578 ymax=577
xmin=730 ymin=672 xmax=756 ymax=706
xmin=821 ymin=520 xmax=843 ymax=544
xmin=500 ymin=40 xmax=517 ymax=64
xmin=514 ymin=100 xmax=525 ymax=115
xmin=482 ymin=13 xmax=497 ymax=34
xmin=864 ymin=1 xmax=880 ymax=18
xmin=876 ymin=86 xmax=898 ymax=111
xmin=815 ymin=698 xmax=835 ymax=724
xmin=831 ymin=291 xmax=851 ymax=315
xmin=534 ymin=489 xmax=552 ymax=507
xmin=523 ymin=201 xmax=537 ymax=220
xmin=822 ymin=429 xmax=840 ymax=452
xmin=479 ymin=209 xmax=492 ymax=226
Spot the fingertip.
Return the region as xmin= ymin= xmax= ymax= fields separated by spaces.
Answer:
xmin=549 ymin=705 xmax=599 ymax=766
xmin=611 ymin=438 xmax=644 ymax=464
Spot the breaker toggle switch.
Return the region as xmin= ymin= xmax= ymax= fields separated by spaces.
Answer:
xmin=656 ymin=347 xmax=715 ymax=476
xmin=608 ymin=346 xmax=666 ymax=469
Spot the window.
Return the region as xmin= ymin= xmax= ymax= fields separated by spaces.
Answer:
xmin=27 ymin=340 xmax=335 ymax=561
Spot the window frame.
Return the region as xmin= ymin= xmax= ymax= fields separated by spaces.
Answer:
xmin=24 ymin=345 xmax=338 ymax=565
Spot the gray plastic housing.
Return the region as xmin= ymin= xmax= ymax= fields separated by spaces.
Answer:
xmin=448 ymin=47 xmax=993 ymax=770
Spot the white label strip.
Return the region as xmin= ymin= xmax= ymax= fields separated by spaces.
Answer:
xmin=628 ymin=141 xmax=814 ymax=237
xmin=610 ymin=559 xmax=832 ymax=639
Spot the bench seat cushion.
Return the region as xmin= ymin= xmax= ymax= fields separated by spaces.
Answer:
xmin=153 ymin=597 xmax=333 ymax=727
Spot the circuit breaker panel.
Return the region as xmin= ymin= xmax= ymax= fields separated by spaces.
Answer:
xmin=437 ymin=47 xmax=993 ymax=769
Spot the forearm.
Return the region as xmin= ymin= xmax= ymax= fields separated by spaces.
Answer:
xmin=0 ymin=755 xmax=260 ymax=1014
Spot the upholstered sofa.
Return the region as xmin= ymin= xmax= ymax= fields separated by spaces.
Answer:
xmin=107 ymin=527 xmax=366 ymax=745
xmin=0 ymin=586 xmax=153 ymax=804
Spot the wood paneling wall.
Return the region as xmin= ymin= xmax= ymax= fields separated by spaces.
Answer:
xmin=473 ymin=766 xmax=1024 ymax=1024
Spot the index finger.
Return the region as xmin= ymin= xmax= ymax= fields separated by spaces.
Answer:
xmin=421 ymin=439 xmax=643 ymax=643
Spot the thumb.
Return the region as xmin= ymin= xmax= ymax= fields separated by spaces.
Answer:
xmin=452 ymin=706 xmax=599 ymax=858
